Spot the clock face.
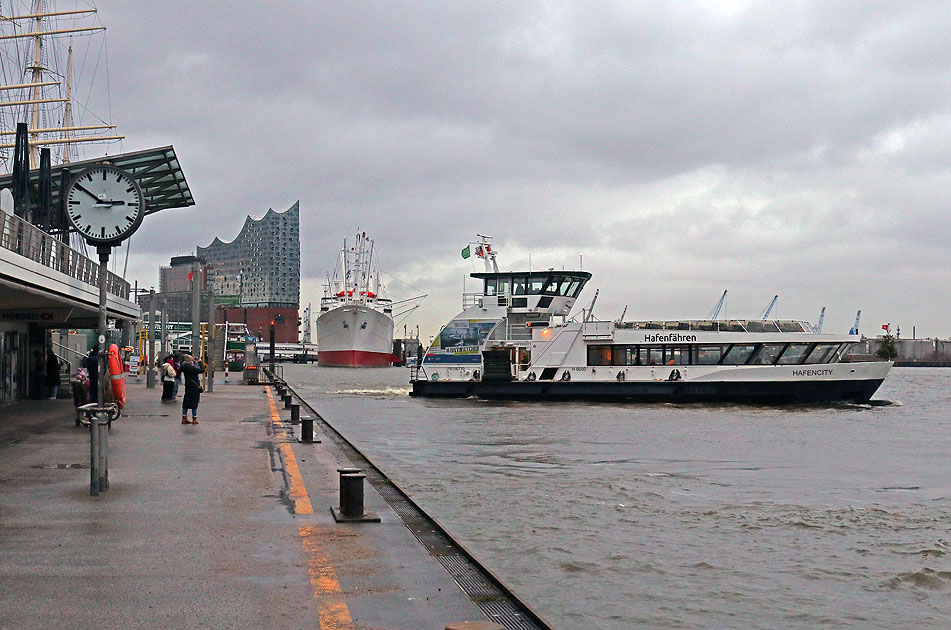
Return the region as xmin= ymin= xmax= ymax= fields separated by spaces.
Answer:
xmin=65 ymin=165 xmax=145 ymax=244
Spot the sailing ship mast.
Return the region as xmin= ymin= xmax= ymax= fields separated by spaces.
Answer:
xmin=0 ymin=1 xmax=123 ymax=167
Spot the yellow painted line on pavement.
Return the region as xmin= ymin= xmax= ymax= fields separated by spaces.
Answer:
xmin=300 ymin=524 xmax=355 ymax=630
xmin=264 ymin=387 xmax=353 ymax=630
xmin=266 ymin=387 xmax=314 ymax=514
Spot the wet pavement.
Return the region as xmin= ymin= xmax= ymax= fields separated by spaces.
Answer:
xmin=0 ymin=377 xmax=490 ymax=629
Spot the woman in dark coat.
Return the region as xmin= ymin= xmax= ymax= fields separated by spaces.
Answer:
xmin=179 ymin=354 xmax=205 ymax=424
xmin=45 ymin=349 xmax=61 ymax=399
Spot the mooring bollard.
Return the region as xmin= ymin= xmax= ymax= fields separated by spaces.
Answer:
xmin=284 ymin=394 xmax=293 ymax=409
xmin=331 ymin=468 xmax=380 ymax=522
xmin=340 ymin=473 xmax=366 ymax=517
xmin=299 ymin=416 xmax=314 ymax=443
xmin=290 ymin=403 xmax=300 ymax=424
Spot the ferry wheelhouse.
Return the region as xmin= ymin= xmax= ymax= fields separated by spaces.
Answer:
xmin=410 ymin=237 xmax=891 ymax=403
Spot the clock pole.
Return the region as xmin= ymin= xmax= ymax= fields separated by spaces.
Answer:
xmin=65 ymin=163 xmax=145 ymax=497
xmin=88 ymin=244 xmax=110 ymax=495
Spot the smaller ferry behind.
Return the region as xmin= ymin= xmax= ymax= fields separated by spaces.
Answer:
xmin=411 ymin=236 xmax=891 ymax=403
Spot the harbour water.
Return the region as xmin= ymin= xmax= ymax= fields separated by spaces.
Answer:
xmin=284 ymin=365 xmax=951 ymax=629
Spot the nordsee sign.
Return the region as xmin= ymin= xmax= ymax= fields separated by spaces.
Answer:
xmin=1 ymin=311 xmax=55 ymax=321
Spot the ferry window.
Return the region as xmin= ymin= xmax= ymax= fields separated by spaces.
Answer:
xmin=587 ymin=345 xmax=613 ymax=366
xmin=646 ymin=347 xmax=663 ymax=365
xmin=721 ymin=344 xmax=756 ymax=364
xmin=498 ymin=277 xmax=511 ymax=296
xmin=777 ymin=343 xmax=812 ymax=365
xmin=834 ymin=343 xmax=853 ymax=363
xmin=611 ymin=346 xmax=635 ymax=366
xmin=666 ymin=347 xmax=688 ymax=365
xmin=694 ymin=345 xmax=723 ymax=365
xmin=527 ymin=278 xmax=545 ymax=294
xmin=804 ymin=343 xmax=838 ymax=364
xmin=512 ymin=276 xmax=527 ymax=295
xmin=749 ymin=343 xmax=786 ymax=365
xmin=625 ymin=346 xmax=642 ymax=365
xmin=485 ymin=278 xmax=498 ymax=295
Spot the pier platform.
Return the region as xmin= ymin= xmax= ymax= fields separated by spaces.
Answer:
xmin=0 ymin=378 xmax=508 ymax=629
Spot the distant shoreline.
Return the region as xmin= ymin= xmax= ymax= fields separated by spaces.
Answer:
xmin=894 ymin=361 xmax=951 ymax=368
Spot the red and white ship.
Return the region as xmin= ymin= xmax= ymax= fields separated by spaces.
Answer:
xmin=317 ymin=232 xmax=396 ymax=367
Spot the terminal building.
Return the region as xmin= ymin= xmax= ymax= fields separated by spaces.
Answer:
xmin=0 ymin=147 xmax=194 ymax=403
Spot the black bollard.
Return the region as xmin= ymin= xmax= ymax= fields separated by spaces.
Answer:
xmin=290 ymin=403 xmax=300 ymax=424
xmin=340 ymin=473 xmax=366 ymax=517
xmin=284 ymin=394 xmax=293 ymax=409
xmin=299 ymin=417 xmax=314 ymax=443
xmin=331 ymin=468 xmax=379 ymax=522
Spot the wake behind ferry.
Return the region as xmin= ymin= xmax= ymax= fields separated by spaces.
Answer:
xmin=410 ymin=236 xmax=892 ymax=403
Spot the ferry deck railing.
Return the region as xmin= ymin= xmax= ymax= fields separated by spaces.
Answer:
xmin=0 ymin=207 xmax=131 ymax=300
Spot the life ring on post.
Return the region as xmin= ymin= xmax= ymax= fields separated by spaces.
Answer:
xmin=561 ymin=370 xmax=571 ymax=381
xmin=108 ymin=343 xmax=126 ymax=409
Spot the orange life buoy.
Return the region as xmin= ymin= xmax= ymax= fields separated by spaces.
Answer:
xmin=108 ymin=343 xmax=126 ymax=409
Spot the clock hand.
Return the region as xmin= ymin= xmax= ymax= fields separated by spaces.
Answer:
xmin=100 ymin=200 xmax=127 ymax=206
xmin=74 ymin=183 xmax=103 ymax=202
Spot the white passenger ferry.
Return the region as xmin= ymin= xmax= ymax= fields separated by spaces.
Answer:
xmin=410 ymin=236 xmax=891 ymax=403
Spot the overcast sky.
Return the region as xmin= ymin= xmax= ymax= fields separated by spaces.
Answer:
xmin=77 ymin=1 xmax=950 ymax=339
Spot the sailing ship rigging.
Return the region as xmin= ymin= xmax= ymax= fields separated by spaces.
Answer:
xmin=0 ymin=1 xmax=123 ymax=169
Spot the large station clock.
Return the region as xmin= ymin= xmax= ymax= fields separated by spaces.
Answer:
xmin=65 ymin=164 xmax=145 ymax=244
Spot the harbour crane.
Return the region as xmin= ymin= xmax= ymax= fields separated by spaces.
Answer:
xmin=706 ymin=290 xmax=728 ymax=320
xmin=849 ymin=310 xmax=861 ymax=335
xmin=816 ymin=306 xmax=826 ymax=333
xmin=761 ymin=295 xmax=779 ymax=320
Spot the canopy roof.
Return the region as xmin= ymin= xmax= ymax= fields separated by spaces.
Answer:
xmin=0 ymin=145 xmax=194 ymax=215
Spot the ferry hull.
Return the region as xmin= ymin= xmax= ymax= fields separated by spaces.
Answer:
xmin=410 ymin=377 xmax=886 ymax=404
xmin=316 ymin=305 xmax=394 ymax=368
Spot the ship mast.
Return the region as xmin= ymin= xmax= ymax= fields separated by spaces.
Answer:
xmin=62 ymin=35 xmax=71 ymax=162
xmin=0 ymin=1 xmax=120 ymax=166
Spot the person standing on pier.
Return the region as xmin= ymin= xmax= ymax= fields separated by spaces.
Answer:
xmin=180 ymin=354 xmax=205 ymax=425
xmin=45 ymin=349 xmax=61 ymax=399
xmin=161 ymin=356 xmax=176 ymax=403
xmin=171 ymin=353 xmax=183 ymax=401
xmin=84 ymin=345 xmax=101 ymax=404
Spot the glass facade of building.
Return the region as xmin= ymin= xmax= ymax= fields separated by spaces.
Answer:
xmin=197 ymin=201 xmax=301 ymax=308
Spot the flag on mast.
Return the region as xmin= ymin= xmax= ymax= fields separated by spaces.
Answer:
xmin=461 ymin=245 xmax=471 ymax=259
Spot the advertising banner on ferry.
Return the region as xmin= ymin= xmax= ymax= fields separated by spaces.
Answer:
xmin=426 ymin=319 xmax=499 ymax=363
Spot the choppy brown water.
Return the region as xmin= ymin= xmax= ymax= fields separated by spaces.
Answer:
xmin=285 ymin=365 xmax=951 ymax=629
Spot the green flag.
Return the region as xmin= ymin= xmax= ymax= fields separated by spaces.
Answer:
xmin=461 ymin=245 xmax=471 ymax=259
